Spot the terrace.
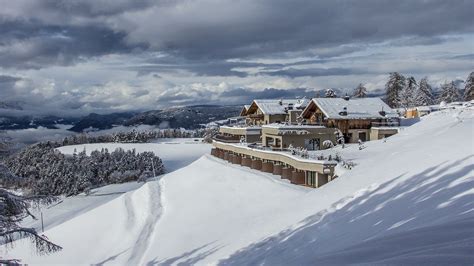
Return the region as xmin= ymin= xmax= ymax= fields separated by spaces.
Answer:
xmin=216 ymin=125 xmax=262 ymax=143
xmin=211 ymin=140 xmax=337 ymax=188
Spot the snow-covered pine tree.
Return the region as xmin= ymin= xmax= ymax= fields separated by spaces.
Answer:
xmin=463 ymin=71 xmax=474 ymax=101
xmin=399 ymin=76 xmax=417 ymax=109
xmin=334 ymin=129 xmax=345 ymax=148
xmin=439 ymin=81 xmax=461 ymax=103
xmin=415 ymin=77 xmax=435 ymax=106
xmin=0 ymin=189 xmax=62 ymax=263
xmin=353 ymin=83 xmax=367 ymax=98
xmin=325 ymin=89 xmax=337 ymax=98
xmin=384 ymin=72 xmax=406 ymax=108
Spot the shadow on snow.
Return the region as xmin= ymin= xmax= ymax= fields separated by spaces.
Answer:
xmin=220 ymin=155 xmax=474 ymax=265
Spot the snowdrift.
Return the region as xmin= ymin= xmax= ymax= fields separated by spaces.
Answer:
xmin=2 ymin=109 xmax=473 ymax=265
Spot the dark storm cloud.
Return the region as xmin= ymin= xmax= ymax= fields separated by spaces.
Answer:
xmin=120 ymin=0 xmax=474 ymax=60
xmin=261 ymin=67 xmax=363 ymax=78
xmin=157 ymin=87 xmax=324 ymax=107
xmin=132 ymin=89 xmax=150 ymax=97
xmin=1 ymin=0 xmax=473 ymax=69
xmin=0 ymin=75 xmax=22 ymax=100
xmin=39 ymin=0 xmax=155 ymax=17
xmin=0 ymin=19 xmax=141 ymax=69
xmin=0 ymin=0 xmax=473 ymax=116
xmin=129 ymin=54 xmax=364 ymax=78
xmin=0 ymin=75 xmax=21 ymax=84
xmin=220 ymin=88 xmax=316 ymax=104
xmin=131 ymin=61 xmax=252 ymax=78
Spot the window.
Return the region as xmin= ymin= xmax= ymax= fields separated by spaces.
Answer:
xmin=305 ymin=138 xmax=320 ymax=150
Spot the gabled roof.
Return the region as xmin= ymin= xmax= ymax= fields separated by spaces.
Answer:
xmin=240 ymin=105 xmax=251 ymax=116
xmin=248 ymin=98 xmax=309 ymax=115
xmin=303 ymin=97 xmax=398 ymax=119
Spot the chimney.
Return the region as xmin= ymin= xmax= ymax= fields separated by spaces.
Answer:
xmin=379 ymin=106 xmax=386 ymax=117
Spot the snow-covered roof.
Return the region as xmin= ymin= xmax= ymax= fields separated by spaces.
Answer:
xmin=262 ymin=124 xmax=325 ymax=129
xmin=309 ymin=98 xmax=398 ymax=119
xmin=416 ymin=106 xmax=432 ymax=112
xmin=250 ymin=98 xmax=309 ymax=115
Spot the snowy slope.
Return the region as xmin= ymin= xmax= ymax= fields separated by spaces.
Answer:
xmin=0 ymin=139 xmax=212 ymax=263
xmin=221 ymin=107 xmax=474 ymax=265
xmin=2 ymin=109 xmax=473 ymax=265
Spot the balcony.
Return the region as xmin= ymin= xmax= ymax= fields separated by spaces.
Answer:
xmin=248 ymin=114 xmax=264 ymax=119
xmin=212 ymin=134 xmax=241 ymax=143
xmin=212 ymin=140 xmax=336 ymax=174
xmin=371 ymin=121 xmax=400 ymax=127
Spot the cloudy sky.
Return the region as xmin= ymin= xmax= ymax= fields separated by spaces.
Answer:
xmin=0 ymin=0 xmax=473 ymax=116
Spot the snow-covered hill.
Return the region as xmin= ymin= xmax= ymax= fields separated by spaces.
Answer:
xmin=2 ymin=108 xmax=473 ymax=265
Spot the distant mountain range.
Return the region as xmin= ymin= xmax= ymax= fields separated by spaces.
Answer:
xmin=0 ymin=105 xmax=242 ymax=132
xmin=69 ymin=112 xmax=138 ymax=132
xmin=122 ymin=105 xmax=241 ymax=130
xmin=0 ymin=115 xmax=80 ymax=130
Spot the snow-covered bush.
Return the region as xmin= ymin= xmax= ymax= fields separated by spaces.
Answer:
xmin=358 ymin=139 xmax=366 ymax=150
xmin=341 ymin=160 xmax=356 ymax=170
xmin=322 ymin=140 xmax=334 ymax=149
xmin=334 ymin=129 xmax=345 ymax=148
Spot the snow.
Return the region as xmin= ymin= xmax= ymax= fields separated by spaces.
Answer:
xmin=219 ymin=125 xmax=262 ymax=135
xmin=2 ymin=108 xmax=474 ymax=265
xmin=262 ymin=123 xmax=325 ymax=129
xmin=57 ymin=138 xmax=211 ymax=173
xmin=313 ymin=97 xmax=399 ymax=119
xmin=252 ymin=98 xmax=307 ymax=115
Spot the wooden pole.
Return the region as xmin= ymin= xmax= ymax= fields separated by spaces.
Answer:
xmin=41 ymin=212 xmax=44 ymax=233
xmin=151 ymin=159 xmax=156 ymax=177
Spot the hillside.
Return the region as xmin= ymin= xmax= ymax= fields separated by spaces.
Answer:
xmin=124 ymin=105 xmax=241 ymax=129
xmin=2 ymin=108 xmax=473 ymax=264
xmin=69 ymin=112 xmax=137 ymax=132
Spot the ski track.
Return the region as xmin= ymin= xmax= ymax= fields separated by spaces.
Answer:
xmin=127 ymin=180 xmax=164 ymax=265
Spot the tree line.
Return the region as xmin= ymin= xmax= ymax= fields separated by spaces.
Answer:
xmin=62 ymin=128 xmax=207 ymax=146
xmin=323 ymin=71 xmax=473 ymax=108
xmin=384 ymin=72 xmax=473 ymax=108
xmin=1 ymin=142 xmax=164 ymax=196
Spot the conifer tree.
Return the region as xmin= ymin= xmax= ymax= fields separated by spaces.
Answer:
xmin=463 ymin=72 xmax=474 ymax=101
xmin=353 ymin=83 xmax=367 ymax=98
xmin=415 ymin=77 xmax=435 ymax=106
xmin=439 ymin=81 xmax=461 ymax=103
xmin=325 ymin=89 xmax=337 ymax=98
xmin=384 ymin=72 xmax=406 ymax=108
xmin=399 ymin=76 xmax=417 ymax=108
